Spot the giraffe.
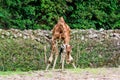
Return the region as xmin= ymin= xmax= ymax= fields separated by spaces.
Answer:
xmin=46 ymin=17 xmax=76 ymax=71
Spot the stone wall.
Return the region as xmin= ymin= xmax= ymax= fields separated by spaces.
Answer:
xmin=0 ymin=28 xmax=120 ymax=46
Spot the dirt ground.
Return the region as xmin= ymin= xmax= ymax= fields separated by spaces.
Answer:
xmin=0 ymin=68 xmax=120 ymax=80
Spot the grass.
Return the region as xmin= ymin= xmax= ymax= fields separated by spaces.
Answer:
xmin=0 ymin=68 xmax=104 ymax=76
xmin=0 ymin=68 xmax=119 ymax=76
xmin=0 ymin=71 xmax=27 ymax=76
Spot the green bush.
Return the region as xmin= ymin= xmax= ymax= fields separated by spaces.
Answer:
xmin=0 ymin=0 xmax=120 ymax=30
xmin=70 ymin=32 xmax=120 ymax=68
xmin=0 ymin=38 xmax=45 ymax=71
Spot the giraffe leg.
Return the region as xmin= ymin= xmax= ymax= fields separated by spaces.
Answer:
xmin=52 ymin=41 xmax=59 ymax=70
xmin=46 ymin=39 xmax=56 ymax=71
xmin=46 ymin=64 xmax=50 ymax=71
xmin=61 ymin=53 xmax=65 ymax=71
xmin=46 ymin=53 xmax=54 ymax=71
xmin=52 ymin=54 xmax=58 ymax=70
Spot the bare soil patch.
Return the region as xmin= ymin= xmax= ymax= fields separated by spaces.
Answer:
xmin=0 ymin=68 xmax=120 ymax=80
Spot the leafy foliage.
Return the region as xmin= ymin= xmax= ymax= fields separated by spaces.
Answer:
xmin=0 ymin=38 xmax=45 ymax=71
xmin=0 ymin=0 xmax=120 ymax=30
